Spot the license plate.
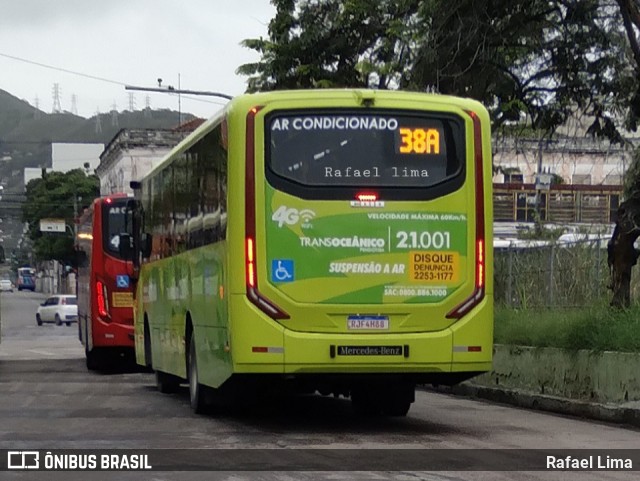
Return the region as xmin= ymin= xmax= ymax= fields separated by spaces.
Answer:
xmin=347 ymin=315 xmax=389 ymax=330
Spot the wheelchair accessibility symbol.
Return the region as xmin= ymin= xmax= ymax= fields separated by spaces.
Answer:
xmin=116 ymin=275 xmax=130 ymax=289
xmin=271 ymin=259 xmax=294 ymax=283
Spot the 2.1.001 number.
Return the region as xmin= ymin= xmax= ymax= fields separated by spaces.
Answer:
xmin=396 ymin=231 xmax=450 ymax=249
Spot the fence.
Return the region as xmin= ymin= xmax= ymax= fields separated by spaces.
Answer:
xmin=493 ymin=184 xmax=620 ymax=224
xmin=494 ymin=238 xmax=617 ymax=308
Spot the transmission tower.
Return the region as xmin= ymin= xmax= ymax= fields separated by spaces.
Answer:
xmin=144 ymin=95 xmax=151 ymax=117
xmin=34 ymin=96 xmax=41 ymax=120
xmin=128 ymin=92 xmax=136 ymax=111
xmin=52 ymin=83 xmax=62 ymax=113
xmin=71 ymin=95 xmax=78 ymax=115
xmin=111 ymin=102 xmax=119 ymax=127
xmin=95 ymin=108 xmax=102 ymax=134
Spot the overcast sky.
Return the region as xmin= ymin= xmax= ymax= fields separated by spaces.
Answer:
xmin=0 ymin=0 xmax=275 ymax=120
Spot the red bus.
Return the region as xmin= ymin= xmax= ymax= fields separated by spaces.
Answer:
xmin=76 ymin=194 xmax=135 ymax=370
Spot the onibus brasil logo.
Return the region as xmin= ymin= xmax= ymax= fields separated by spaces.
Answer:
xmin=272 ymin=206 xmax=316 ymax=228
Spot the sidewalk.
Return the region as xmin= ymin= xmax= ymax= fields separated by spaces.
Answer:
xmin=428 ymin=383 xmax=640 ymax=429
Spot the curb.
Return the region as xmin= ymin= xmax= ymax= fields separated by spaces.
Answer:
xmin=426 ymin=383 xmax=640 ymax=429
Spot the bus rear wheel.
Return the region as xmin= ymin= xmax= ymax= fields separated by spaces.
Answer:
xmin=351 ymin=383 xmax=414 ymax=417
xmin=382 ymin=398 xmax=411 ymax=417
xmin=188 ymin=336 xmax=209 ymax=414
xmin=86 ymin=349 xmax=100 ymax=371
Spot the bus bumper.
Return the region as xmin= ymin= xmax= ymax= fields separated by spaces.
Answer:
xmin=230 ymin=295 xmax=492 ymax=382
xmin=92 ymin=319 xmax=135 ymax=348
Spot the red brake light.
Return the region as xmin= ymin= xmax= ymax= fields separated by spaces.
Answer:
xmin=446 ymin=110 xmax=486 ymax=320
xmin=356 ymin=193 xmax=378 ymax=202
xmin=244 ymin=106 xmax=289 ymax=320
xmin=96 ymin=280 xmax=110 ymax=319
xmin=477 ymin=239 xmax=485 ymax=289
xmin=246 ymin=237 xmax=256 ymax=288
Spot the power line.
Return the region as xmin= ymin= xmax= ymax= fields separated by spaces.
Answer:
xmin=0 ymin=51 xmax=125 ymax=86
xmin=0 ymin=51 xmax=226 ymax=107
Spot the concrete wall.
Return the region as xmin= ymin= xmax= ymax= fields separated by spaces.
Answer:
xmin=99 ymin=147 xmax=169 ymax=195
xmin=470 ymin=345 xmax=640 ymax=404
xmin=96 ymin=129 xmax=187 ymax=196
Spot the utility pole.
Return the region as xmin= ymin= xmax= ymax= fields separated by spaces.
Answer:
xmin=73 ymin=195 xmax=80 ymax=247
xmin=178 ymin=73 xmax=182 ymax=125
xmin=535 ymin=138 xmax=543 ymax=221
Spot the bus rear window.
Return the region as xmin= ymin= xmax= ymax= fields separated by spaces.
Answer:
xmin=266 ymin=110 xmax=465 ymax=194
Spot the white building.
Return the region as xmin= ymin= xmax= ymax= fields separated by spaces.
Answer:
xmin=96 ymin=126 xmax=201 ymax=196
xmin=24 ymin=167 xmax=48 ymax=189
xmin=52 ymin=143 xmax=104 ymax=173
xmin=22 ymin=143 xmax=104 ymax=191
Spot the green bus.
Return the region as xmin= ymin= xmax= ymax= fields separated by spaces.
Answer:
xmin=125 ymin=89 xmax=493 ymax=416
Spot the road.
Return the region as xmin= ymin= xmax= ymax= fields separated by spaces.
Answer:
xmin=0 ymin=290 xmax=638 ymax=481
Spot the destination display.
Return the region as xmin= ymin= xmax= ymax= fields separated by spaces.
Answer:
xmin=266 ymin=110 xmax=465 ymax=188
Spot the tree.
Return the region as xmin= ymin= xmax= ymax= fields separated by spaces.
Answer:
xmin=241 ymin=0 xmax=640 ymax=307
xmin=237 ymin=0 xmax=421 ymax=91
xmin=239 ymin=1 xmax=634 ymax=136
xmin=606 ymin=0 xmax=640 ymax=307
xmin=22 ymin=169 xmax=99 ymax=266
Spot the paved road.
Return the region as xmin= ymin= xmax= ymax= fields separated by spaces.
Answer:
xmin=0 ymin=291 xmax=638 ymax=481
xmin=0 ymin=290 xmax=83 ymax=360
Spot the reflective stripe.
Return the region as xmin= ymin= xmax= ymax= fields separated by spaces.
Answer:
xmin=251 ymin=347 xmax=284 ymax=354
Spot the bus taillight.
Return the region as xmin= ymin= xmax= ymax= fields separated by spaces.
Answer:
xmin=356 ymin=193 xmax=378 ymax=202
xmin=246 ymin=237 xmax=256 ymax=288
xmin=244 ymin=106 xmax=289 ymax=320
xmin=476 ymin=239 xmax=485 ymax=289
xmin=446 ymin=110 xmax=486 ymax=320
xmin=96 ymin=280 xmax=110 ymax=319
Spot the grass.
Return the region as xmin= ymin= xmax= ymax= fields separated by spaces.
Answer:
xmin=494 ymin=304 xmax=640 ymax=353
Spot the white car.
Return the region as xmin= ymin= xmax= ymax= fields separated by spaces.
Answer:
xmin=0 ymin=279 xmax=13 ymax=292
xmin=36 ymin=295 xmax=78 ymax=326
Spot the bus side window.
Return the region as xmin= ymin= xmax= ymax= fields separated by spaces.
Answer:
xmin=202 ymin=133 xmax=220 ymax=246
xmin=150 ymin=173 xmax=163 ymax=260
xmin=174 ymin=153 xmax=189 ymax=255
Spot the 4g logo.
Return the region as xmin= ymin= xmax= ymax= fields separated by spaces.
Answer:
xmin=272 ymin=206 xmax=316 ymax=228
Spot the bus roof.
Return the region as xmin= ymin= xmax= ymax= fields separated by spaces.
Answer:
xmin=140 ymin=89 xmax=488 ymax=183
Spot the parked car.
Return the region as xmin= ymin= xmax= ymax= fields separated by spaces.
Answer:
xmin=0 ymin=279 xmax=13 ymax=292
xmin=36 ymin=295 xmax=78 ymax=326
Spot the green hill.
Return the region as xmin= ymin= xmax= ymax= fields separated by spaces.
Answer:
xmin=0 ymin=88 xmax=195 ymax=145
xmin=0 ymin=88 xmax=199 ymax=253
xmin=0 ymin=88 xmax=197 ymax=182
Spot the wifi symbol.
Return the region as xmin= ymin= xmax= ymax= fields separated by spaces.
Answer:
xmin=299 ymin=209 xmax=316 ymax=223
